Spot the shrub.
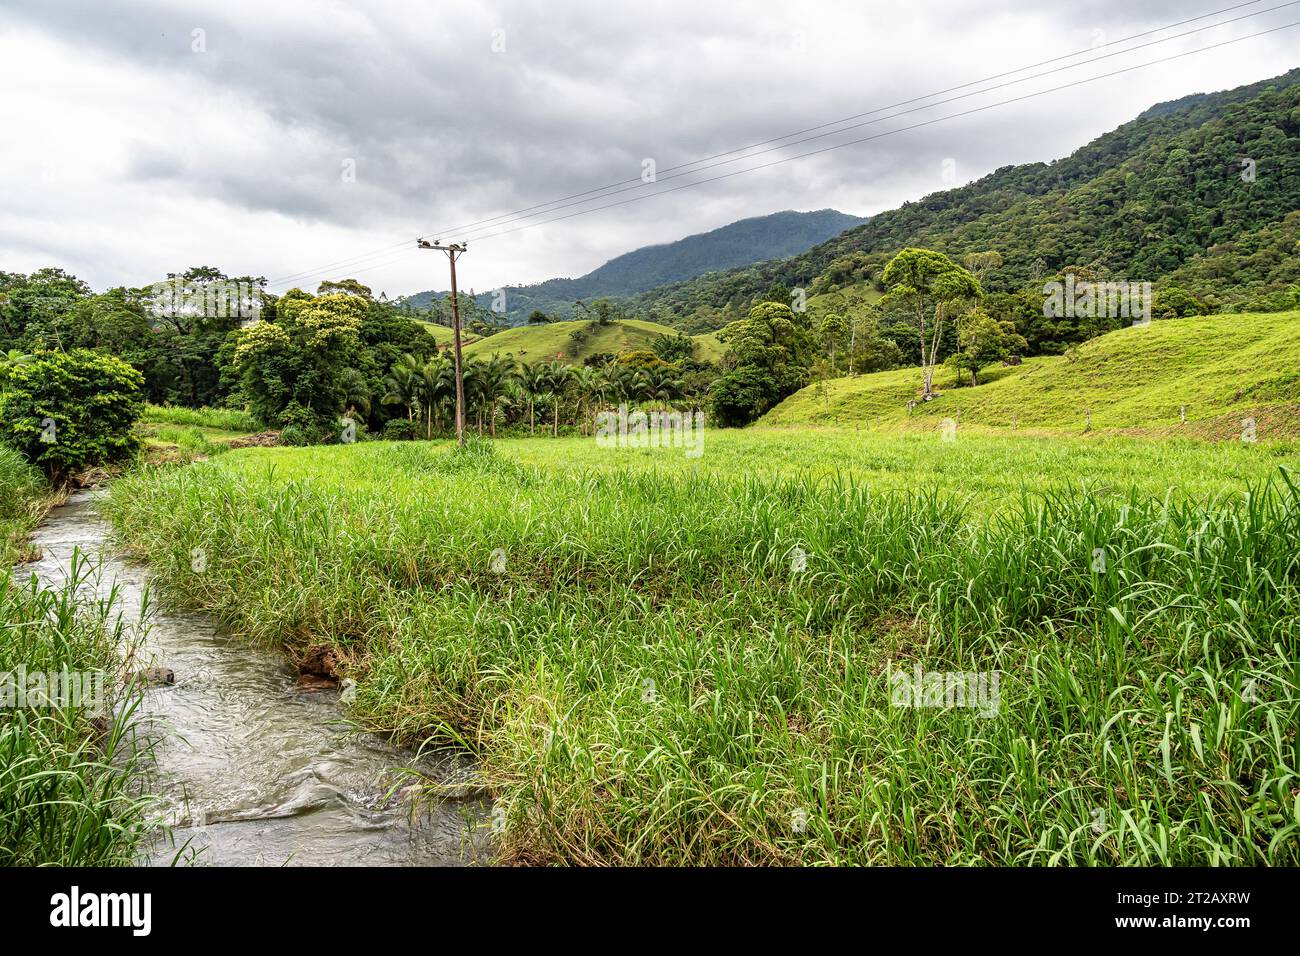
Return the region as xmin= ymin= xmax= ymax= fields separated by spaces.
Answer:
xmin=382 ymin=418 xmax=421 ymax=441
xmin=0 ymin=349 xmax=143 ymax=481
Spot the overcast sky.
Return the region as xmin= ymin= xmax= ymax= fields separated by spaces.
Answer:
xmin=1 ymin=0 xmax=1296 ymax=298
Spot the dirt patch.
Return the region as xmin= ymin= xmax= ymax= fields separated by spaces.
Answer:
xmin=296 ymin=645 xmax=341 ymax=679
xmin=228 ymin=431 xmax=282 ymax=449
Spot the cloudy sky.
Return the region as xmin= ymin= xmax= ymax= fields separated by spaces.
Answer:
xmin=1 ymin=0 xmax=1296 ymax=298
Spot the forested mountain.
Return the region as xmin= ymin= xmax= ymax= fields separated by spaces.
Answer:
xmin=399 ymin=208 xmax=864 ymax=322
xmin=633 ymin=68 xmax=1300 ymax=327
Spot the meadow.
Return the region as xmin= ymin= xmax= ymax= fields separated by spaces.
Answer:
xmin=461 ymin=317 xmax=725 ymax=364
xmin=765 ymin=310 xmax=1300 ymax=439
xmin=102 ymin=429 xmax=1300 ymax=865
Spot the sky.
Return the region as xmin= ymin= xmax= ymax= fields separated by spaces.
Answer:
xmin=1 ymin=0 xmax=1297 ymax=299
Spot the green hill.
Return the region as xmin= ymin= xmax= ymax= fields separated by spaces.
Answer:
xmin=461 ymin=318 xmax=724 ymax=364
xmin=761 ymin=310 xmax=1300 ymax=439
xmin=417 ymin=320 xmax=479 ymax=347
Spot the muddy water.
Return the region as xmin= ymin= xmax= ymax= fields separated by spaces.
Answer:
xmin=25 ymin=491 xmax=489 ymax=866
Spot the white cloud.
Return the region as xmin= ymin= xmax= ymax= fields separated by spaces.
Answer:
xmin=0 ymin=0 xmax=1296 ymax=297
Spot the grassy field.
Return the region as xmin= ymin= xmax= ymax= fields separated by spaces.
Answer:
xmin=104 ymin=431 xmax=1300 ymax=865
xmin=765 ymin=310 xmax=1300 ymax=438
xmin=462 ymin=318 xmax=725 ymax=364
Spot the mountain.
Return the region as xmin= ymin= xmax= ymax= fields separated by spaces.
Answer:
xmin=399 ymin=208 xmax=865 ymax=322
xmin=633 ymin=68 xmax=1300 ymax=328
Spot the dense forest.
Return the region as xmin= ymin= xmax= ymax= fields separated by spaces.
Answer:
xmin=633 ymin=67 xmax=1300 ymax=328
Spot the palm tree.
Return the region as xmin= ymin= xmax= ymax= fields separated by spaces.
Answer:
xmin=518 ymin=362 xmax=547 ymax=435
xmin=642 ymin=366 xmax=681 ymax=405
xmin=543 ymin=362 xmax=574 ymax=437
xmin=381 ymin=353 xmax=423 ymax=422
xmin=339 ymin=367 xmax=372 ymax=425
xmin=475 ymin=354 xmax=517 ymax=438
xmin=570 ymin=365 xmax=604 ymax=435
xmin=461 ymin=360 xmax=487 ymax=434
xmin=607 ymin=364 xmax=640 ymax=404
xmin=419 ymin=354 xmax=455 ymax=438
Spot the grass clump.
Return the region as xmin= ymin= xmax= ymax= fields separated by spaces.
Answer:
xmin=0 ymin=445 xmax=54 ymax=564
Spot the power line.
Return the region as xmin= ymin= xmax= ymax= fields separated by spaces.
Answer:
xmin=289 ymin=16 xmax=1298 ymax=289
xmin=465 ymin=19 xmax=1300 ymax=244
xmin=446 ymin=0 xmax=1298 ymax=245
xmin=261 ymin=0 xmax=1278 ymax=291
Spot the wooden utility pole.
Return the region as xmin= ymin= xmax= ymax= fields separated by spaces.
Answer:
xmin=417 ymin=238 xmax=467 ymax=446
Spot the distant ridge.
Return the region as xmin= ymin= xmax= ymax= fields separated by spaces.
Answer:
xmin=399 ymin=208 xmax=865 ymax=322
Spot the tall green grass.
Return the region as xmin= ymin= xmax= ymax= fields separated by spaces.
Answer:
xmin=142 ymin=403 xmax=258 ymax=433
xmin=103 ymin=439 xmax=1300 ymax=865
xmin=0 ymin=445 xmax=53 ymax=564
xmin=0 ymin=559 xmax=154 ymax=865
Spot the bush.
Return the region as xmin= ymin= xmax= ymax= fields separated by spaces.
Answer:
xmin=276 ymin=401 xmax=331 ymax=445
xmin=0 ymin=349 xmax=143 ymax=481
xmin=382 ymin=418 xmax=421 ymax=441
xmin=709 ymin=366 xmax=780 ymax=427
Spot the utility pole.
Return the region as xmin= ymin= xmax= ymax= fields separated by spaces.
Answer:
xmin=417 ymin=238 xmax=468 ymax=446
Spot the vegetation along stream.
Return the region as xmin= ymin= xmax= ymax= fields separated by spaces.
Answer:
xmin=24 ymin=490 xmax=489 ymax=866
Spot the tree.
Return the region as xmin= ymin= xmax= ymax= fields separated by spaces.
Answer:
xmin=570 ymin=365 xmax=605 ymax=434
xmin=339 ymin=367 xmax=372 ymax=425
xmin=881 ymin=248 xmax=982 ymax=399
xmin=381 ymin=354 xmax=423 ymax=423
xmin=818 ymin=311 xmax=848 ymax=372
xmin=231 ymin=290 xmax=365 ymax=436
xmin=709 ymin=365 xmax=780 ymax=428
xmin=475 ymin=354 xmax=517 ymax=437
xmin=949 ymin=308 xmax=1028 ymax=386
xmin=642 ymin=366 xmax=680 ymax=404
xmin=417 ymin=354 xmax=455 ymax=438
xmin=708 ymin=301 xmax=816 ymax=426
xmin=1153 ymin=285 xmax=1209 ymax=319
xmin=651 ymin=332 xmax=695 ymax=364
xmin=518 ymin=362 xmax=547 ymax=435
xmin=575 ymin=299 xmax=624 ymax=325
xmin=542 ymin=362 xmax=574 ymax=436
xmin=0 ymin=349 xmax=143 ymax=482
xmin=962 ymin=251 xmax=1003 ymax=284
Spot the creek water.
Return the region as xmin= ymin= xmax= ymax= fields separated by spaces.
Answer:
xmin=24 ymin=491 xmax=489 ymax=866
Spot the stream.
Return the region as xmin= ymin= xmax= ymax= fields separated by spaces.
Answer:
xmin=24 ymin=491 xmax=489 ymax=866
